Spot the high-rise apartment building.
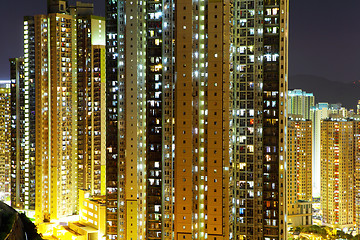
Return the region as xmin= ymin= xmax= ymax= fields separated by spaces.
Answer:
xmin=76 ymin=15 xmax=106 ymax=197
xmin=354 ymin=119 xmax=360 ymax=234
xmin=10 ymin=25 xmax=36 ymax=210
xmin=310 ymin=103 xmax=346 ymax=198
xmin=10 ymin=57 xmax=36 ymax=210
xmin=287 ymin=115 xmax=312 ymax=228
xmin=232 ymin=0 xmax=289 ymax=239
xmin=24 ymin=0 xmax=106 ymax=222
xmin=288 ymin=89 xmax=314 ymax=120
xmin=321 ymin=117 xmax=354 ymax=229
xmin=0 ymin=81 xmax=11 ymax=202
xmin=287 ymin=116 xmax=312 ymax=202
xmin=106 ymin=0 xmax=288 ymax=239
xmin=105 ymin=0 xmax=148 ymax=237
xmin=31 ymin=11 xmax=78 ymax=222
xmin=106 ymin=0 xmax=231 ymax=238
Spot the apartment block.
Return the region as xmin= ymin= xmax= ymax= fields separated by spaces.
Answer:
xmin=310 ymin=103 xmax=347 ymax=198
xmin=288 ymin=89 xmax=314 ymax=120
xmin=106 ymin=0 xmax=289 ymax=239
xmin=23 ymin=0 xmax=106 ymax=223
xmin=232 ymin=0 xmax=289 ymax=239
xmin=10 ymin=28 xmax=37 ymax=212
xmin=321 ymin=117 xmax=354 ymax=229
xmin=287 ymin=115 xmax=312 ymax=228
xmin=10 ymin=58 xmax=34 ymax=210
xmin=76 ymin=15 xmax=106 ymax=197
xmin=0 ymin=81 xmax=11 ymax=201
xmin=105 ymin=0 xmax=231 ymax=238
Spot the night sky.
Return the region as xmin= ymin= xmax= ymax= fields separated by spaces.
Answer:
xmin=1 ymin=0 xmax=360 ymax=84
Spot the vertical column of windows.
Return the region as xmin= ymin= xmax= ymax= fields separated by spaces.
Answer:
xmin=105 ymin=0 xmax=123 ymax=238
xmin=10 ymin=58 xmax=26 ymax=209
xmin=262 ymin=0 xmax=287 ymax=238
xmin=355 ymin=121 xmax=359 ymax=232
xmin=116 ymin=0 xmax=126 ymax=236
xmin=77 ymin=17 xmax=87 ymax=192
xmin=197 ymin=0 xmax=207 ymax=237
xmin=91 ymin=45 xmax=105 ymax=195
xmin=233 ymin=0 xmax=257 ymax=238
xmin=34 ymin=15 xmax=51 ymax=222
xmin=191 ymin=0 xmax=201 ymax=238
xmin=124 ymin=0 xmax=138 ymax=239
xmin=24 ymin=18 xmax=32 ymax=211
xmin=161 ymin=0 xmax=175 ymax=237
xmin=354 ymin=121 xmax=360 ymax=234
xmin=137 ymin=1 xmax=147 ymax=239
xmin=277 ymin=0 xmax=288 ymax=237
xmin=207 ymin=0 xmax=227 ymax=238
xmin=174 ymin=0 xmax=193 ymax=238
xmin=146 ymin=0 xmax=163 ymax=238
xmin=27 ymin=17 xmax=37 ymax=211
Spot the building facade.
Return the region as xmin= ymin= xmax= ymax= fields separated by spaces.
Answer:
xmin=232 ymin=0 xmax=289 ymax=239
xmin=24 ymin=0 xmax=106 ymax=222
xmin=10 ymin=57 xmax=36 ymax=210
xmin=13 ymin=16 xmax=37 ymax=211
xmin=106 ymin=0 xmax=288 ymax=239
xmin=288 ymin=89 xmax=314 ymax=120
xmin=76 ymin=15 xmax=106 ymax=197
xmin=310 ymin=103 xmax=346 ymax=198
xmin=32 ymin=10 xmax=79 ymax=222
xmin=287 ymin=116 xmax=312 ymax=202
xmin=354 ymin=119 xmax=360 ymax=234
xmin=105 ymin=0 xmax=232 ymax=238
xmin=321 ymin=117 xmax=354 ymax=229
xmin=0 ymin=81 xmax=11 ymax=202
xmin=287 ymin=116 xmax=312 ymax=229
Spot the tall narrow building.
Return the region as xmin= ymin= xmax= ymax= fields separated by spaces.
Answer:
xmin=288 ymin=89 xmax=314 ymax=120
xmin=10 ymin=18 xmax=37 ymax=212
xmin=354 ymin=118 xmax=360 ymax=234
xmin=25 ymin=0 xmax=106 ymax=222
xmin=287 ymin=116 xmax=312 ymax=202
xmin=0 ymin=81 xmax=11 ymax=202
xmin=173 ymin=0 xmax=231 ymax=239
xmin=32 ymin=10 xmax=79 ymax=222
xmin=321 ymin=117 xmax=354 ymax=229
xmin=310 ymin=102 xmax=345 ymax=198
xmin=232 ymin=0 xmax=289 ymax=239
xmin=105 ymin=0 xmax=231 ymax=239
xmin=287 ymin=115 xmax=312 ymax=228
xmin=76 ymin=15 xmax=106 ymax=197
xmin=10 ymin=57 xmax=34 ymax=210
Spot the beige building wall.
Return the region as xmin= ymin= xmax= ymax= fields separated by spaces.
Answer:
xmin=289 ymin=118 xmax=312 ymax=201
xmin=174 ymin=0 xmax=231 ymax=238
xmin=34 ymin=13 xmax=78 ymax=222
xmin=321 ymin=119 xmax=354 ymax=229
xmin=79 ymin=189 xmax=106 ymax=235
xmin=287 ymin=117 xmax=312 ymax=229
